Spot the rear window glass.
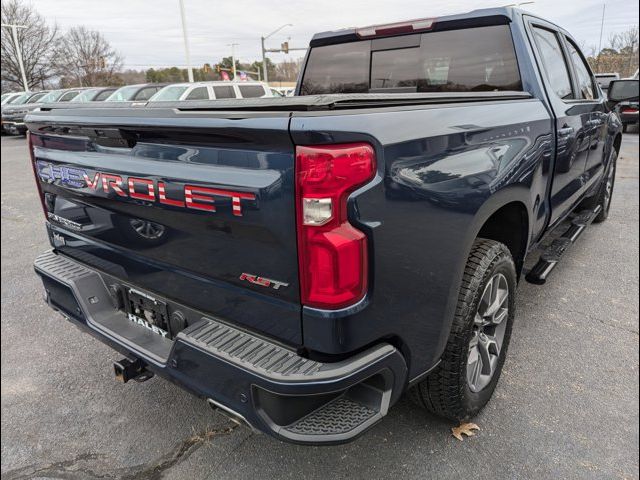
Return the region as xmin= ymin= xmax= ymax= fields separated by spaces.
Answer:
xmin=213 ymin=85 xmax=236 ymax=99
xmin=300 ymin=25 xmax=522 ymax=94
xmin=238 ymin=85 xmax=266 ymax=98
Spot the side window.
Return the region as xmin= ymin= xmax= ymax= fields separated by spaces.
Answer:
xmin=135 ymin=87 xmax=158 ymax=100
xmin=532 ymin=27 xmax=573 ymax=99
xmin=185 ymin=87 xmax=209 ymax=100
xmin=566 ymin=39 xmax=596 ymax=100
xmin=213 ymin=86 xmax=236 ymax=99
xmin=238 ymin=85 xmax=267 ymax=98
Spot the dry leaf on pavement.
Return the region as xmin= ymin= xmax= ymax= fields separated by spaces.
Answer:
xmin=451 ymin=422 xmax=480 ymax=441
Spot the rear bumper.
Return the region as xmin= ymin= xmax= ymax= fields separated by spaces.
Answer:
xmin=34 ymin=250 xmax=407 ymax=445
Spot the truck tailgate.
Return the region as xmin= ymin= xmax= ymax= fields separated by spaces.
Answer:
xmin=28 ymin=110 xmax=301 ymax=344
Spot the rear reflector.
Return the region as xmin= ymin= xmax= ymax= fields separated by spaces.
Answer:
xmin=356 ymin=18 xmax=435 ymax=38
xmin=295 ymin=143 xmax=376 ymax=309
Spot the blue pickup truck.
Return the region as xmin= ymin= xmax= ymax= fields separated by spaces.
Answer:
xmin=26 ymin=8 xmax=635 ymax=445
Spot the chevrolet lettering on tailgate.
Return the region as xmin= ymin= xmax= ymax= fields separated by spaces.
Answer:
xmin=36 ymin=161 xmax=257 ymax=216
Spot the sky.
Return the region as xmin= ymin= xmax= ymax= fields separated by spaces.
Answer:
xmin=27 ymin=0 xmax=640 ymax=70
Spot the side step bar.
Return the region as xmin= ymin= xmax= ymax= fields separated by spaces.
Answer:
xmin=526 ymin=205 xmax=602 ymax=285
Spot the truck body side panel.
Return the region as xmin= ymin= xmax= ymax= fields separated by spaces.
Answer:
xmin=291 ymin=99 xmax=553 ymax=378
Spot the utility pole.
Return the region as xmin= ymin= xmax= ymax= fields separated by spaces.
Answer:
xmin=1 ymin=23 xmax=29 ymax=91
xmin=228 ymin=43 xmax=239 ymax=80
xmin=597 ymin=3 xmax=606 ymax=70
xmin=178 ymin=0 xmax=194 ymax=82
xmin=261 ymin=24 xmax=293 ymax=84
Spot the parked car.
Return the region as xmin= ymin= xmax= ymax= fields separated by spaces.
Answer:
xmin=2 ymin=88 xmax=83 ymax=135
xmin=1 ymin=92 xmax=27 ymax=106
xmin=27 ymin=7 xmax=630 ymax=445
xmin=70 ymin=87 xmax=118 ymax=103
xmin=149 ymin=81 xmax=272 ymax=101
xmin=610 ymin=79 xmax=639 ymax=132
xmin=595 ymin=73 xmax=620 ymax=97
xmin=104 ymin=83 xmax=167 ymax=102
xmin=1 ymin=91 xmax=49 ymax=134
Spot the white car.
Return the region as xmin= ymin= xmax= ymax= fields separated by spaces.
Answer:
xmin=149 ymin=82 xmax=272 ymax=102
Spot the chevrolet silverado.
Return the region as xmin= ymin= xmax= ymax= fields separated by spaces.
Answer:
xmin=26 ymin=8 xmax=633 ymax=444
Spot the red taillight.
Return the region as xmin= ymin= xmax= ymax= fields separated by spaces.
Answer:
xmin=355 ymin=18 xmax=436 ymax=38
xmin=620 ymin=106 xmax=639 ymax=114
xmin=295 ymin=143 xmax=376 ymax=309
xmin=27 ymin=132 xmax=48 ymax=218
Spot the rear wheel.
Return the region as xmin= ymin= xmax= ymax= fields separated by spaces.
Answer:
xmin=409 ymin=239 xmax=516 ymax=421
xmin=592 ymin=148 xmax=618 ymax=223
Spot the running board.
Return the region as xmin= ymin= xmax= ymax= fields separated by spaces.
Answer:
xmin=525 ymin=205 xmax=602 ymax=285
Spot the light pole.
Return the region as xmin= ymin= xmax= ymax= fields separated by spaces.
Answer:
xmin=597 ymin=3 xmax=606 ymax=69
xmin=261 ymin=24 xmax=293 ymax=84
xmin=1 ymin=23 xmax=29 ymax=91
xmin=227 ymin=43 xmax=239 ymax=80
xmin=178 ymin=0 xmax=194 ymax=82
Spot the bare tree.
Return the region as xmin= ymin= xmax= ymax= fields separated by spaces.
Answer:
xmin=1 ymin=0 xmax=57 ymax=90
xmin=52 ymin=26 xmax=123 ymax=87
xmin=589 ymin=25 xmax=639 ymax=76
xmin=274 ymin=59 xmax=303 ymax=82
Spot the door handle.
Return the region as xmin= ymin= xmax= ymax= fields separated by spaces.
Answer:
xmin=558 ymin=126 xmax=574 ymax=136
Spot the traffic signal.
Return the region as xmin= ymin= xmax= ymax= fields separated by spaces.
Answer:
xmin=281 ymin=42 xmax=289 ymax=54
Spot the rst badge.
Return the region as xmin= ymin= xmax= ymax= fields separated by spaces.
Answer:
xmin=239 ymin=273 xmax=289 ymax=290
xmin=36 ymin=161 xmax=257 ymax=217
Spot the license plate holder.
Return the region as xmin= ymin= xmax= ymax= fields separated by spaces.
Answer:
xmin=125 ymin=288 xmax=170 ymax=338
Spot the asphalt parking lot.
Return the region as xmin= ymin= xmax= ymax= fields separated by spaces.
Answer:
xmin=1 ymin=132 xmax=638 ymax=480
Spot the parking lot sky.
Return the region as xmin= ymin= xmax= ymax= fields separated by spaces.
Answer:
xmin=30 ymin=0 xmax=639 ymax=69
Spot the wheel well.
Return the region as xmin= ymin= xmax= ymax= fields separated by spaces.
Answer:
xmin=477 ymin=202 xmax=529 ymax=277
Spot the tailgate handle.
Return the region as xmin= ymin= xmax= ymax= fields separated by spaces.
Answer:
xmin=85 ymin=128 xmax=137 ymax=148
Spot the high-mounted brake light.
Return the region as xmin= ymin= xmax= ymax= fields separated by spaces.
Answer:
xmin=355 ymin=17 xmax=436 ymax=38
xmin=28 ymin=132 xmax=49 ymax=219
xmin=296 ymin=143 xmax=376 ymax=310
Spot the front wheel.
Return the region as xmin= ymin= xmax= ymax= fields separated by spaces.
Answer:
xmin=409 ymin=239 xmax=516 ymax=421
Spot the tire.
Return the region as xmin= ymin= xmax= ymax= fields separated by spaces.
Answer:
xmin=409 ymin=238 xmax=517 ymax=421
xmin=592 ymin=147 xmax=618 ymax=223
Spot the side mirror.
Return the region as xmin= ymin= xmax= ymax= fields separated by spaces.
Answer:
xmin=607 ymin=79 xmax=639 ymax=104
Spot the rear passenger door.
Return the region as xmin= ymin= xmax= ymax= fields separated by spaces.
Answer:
xmin=527 ymin=20 xmax=592 ymax=225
